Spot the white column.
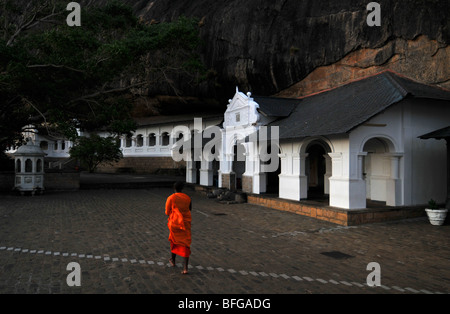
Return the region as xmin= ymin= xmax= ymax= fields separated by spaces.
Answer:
xmin=329 ymin=152 xmax=366 ymax=210
xmin=279 ymin=153 xmax=308 ymax=201
xmin=298 ymin=153 xmax=309 ymax=200
xmin=244 ymin=141 xmax=264 ymax=194
xmin=156 ymin=133 xmax=161 ymax=147
xmin=386 ymin=153 xmax=403 ymax=206
xmin=323 ymin=154 xmax=332 ymax=195
xmin=219 ymin=129 xmax=231 ymax=186
xmin=186 ymin=151 xmax=197 ymax=184
xmin=199 ymin=160 xmax=213 ymax=186
xmin=278 ymin=153 xmax=294 ymax=200
xmin=352 ymin=153 xmax=367 ymax=208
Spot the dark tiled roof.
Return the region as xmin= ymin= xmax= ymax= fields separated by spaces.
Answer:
xmin=269 ymin=71 xmax=450 ymax=140
xmin=253 ymin=96 xmax=299 ymax=117
xmin=134 ymin=113 xmax=223 ymax=127
xmin=419 ymin=126 xmax=450 ymax=139
xmin=390 ymin=74 xmax=450 ymax=101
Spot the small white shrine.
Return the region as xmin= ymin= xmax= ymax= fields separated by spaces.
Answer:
xmin=13 ymin=140 xmax=46 ymax=195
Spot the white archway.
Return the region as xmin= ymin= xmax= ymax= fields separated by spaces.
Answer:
xmin=298 ymin=137 xmax=334 ymax=200
xmin=362 ymin=136 xmax=403 ymax=206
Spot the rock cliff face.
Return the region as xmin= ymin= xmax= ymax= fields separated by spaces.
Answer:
xmin=108 ymin=0 xmax=449 ymax=100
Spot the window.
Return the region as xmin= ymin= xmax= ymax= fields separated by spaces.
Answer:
xmin=176 ymin=133 xmax=184 ymax=154
xmin=235 ymin=112 xmax=240 ymax=122
xmin=149 ymin=134 xmax=156 ymax=147
xmin=54 ymin=142 xmax=58 ymax=151
xmin=136 ymin=135 xmax=144 ymax=147
xmin=25 ymin=159 xmax=32 ymax=173
xmin=16 ymin=159 xmax=21 ymax=173
xmin=36 ymin=159 xmax=42 ymax=172
xmin=40 ymin=141 xmax=48 ymax=150
xmin=162 ymin=132 xmax=170 ymax=146
xmin=125 ymin=135 xmax=132 ymax=148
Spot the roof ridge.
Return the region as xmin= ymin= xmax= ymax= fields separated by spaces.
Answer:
xmin=294 ymin=70 xmax=397 ymax=100
xmin=293 ymin=69 xmax=444 ymax=100
xmin=381 ymin=71 xmax=409 ymax=97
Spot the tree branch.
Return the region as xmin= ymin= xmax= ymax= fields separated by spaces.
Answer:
xmin=66 ymin=82 xmax=148 ymax=105
xmin=6 ymin=2 xmax=65 ymax=47
xmin=27 ymin=64 xmax=85 ymax=73
xmin=20 ymin=97 xmax=58 ymax=139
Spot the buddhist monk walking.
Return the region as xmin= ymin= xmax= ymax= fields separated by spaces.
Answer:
xmin=165 ymin=181 xmax=192 ymax=274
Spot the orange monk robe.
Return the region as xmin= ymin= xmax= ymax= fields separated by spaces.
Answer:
xmin=165 ymin=193 xmax=192 ymax=258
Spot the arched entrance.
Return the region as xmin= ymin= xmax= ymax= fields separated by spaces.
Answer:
xmin=265 ymin=145 xmax=281 ymax=194
xmin=305 ymin=140 xmax=332 ymax=200
xmin=306 ymin=144 xmax=326 ymax=198
xmin=195 ymin=160 xmax=201 ymax=185
xmin=232 ymin=142 xmax=246 ymax=190
xmin=362 ymin=137 xmax=402 ymax=206
xmin=212 ymin=159 xmax=220 ymax=187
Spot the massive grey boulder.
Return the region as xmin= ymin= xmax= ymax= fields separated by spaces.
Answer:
xmin=124 ymin=0 xmax=449 ymax=97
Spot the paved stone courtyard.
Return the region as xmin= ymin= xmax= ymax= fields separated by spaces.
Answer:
xmin=0 ymin=187 xmax=449 ymax=294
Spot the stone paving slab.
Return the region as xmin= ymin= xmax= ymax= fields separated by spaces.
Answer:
xmin=0 ymin=188 xmax=449 ymax=294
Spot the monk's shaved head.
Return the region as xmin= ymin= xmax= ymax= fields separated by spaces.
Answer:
xmin=174 ymin=181 xmax=185 ymax=192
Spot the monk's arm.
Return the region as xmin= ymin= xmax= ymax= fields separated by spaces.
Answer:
xmin=165 ymin=196 xmax=172 ymax=216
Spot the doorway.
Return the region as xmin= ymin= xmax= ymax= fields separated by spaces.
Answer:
xmin=232 ymin=143 xmax=246 ymax=190
xmin=306 ymin=143 xmax=327 ymax=199
xmin=265 ymin=145 xmax=281 ymax=194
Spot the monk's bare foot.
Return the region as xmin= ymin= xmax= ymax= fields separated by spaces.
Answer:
xmin=169 ymin=258 xmax=175 ymax=267
xmin=181 ymin=269 xmax=188 ymax=275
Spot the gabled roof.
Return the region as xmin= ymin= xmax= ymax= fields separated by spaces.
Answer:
xmin=134 ymin=113 xmax=223 ymax=127
xmin=253 ymin=96 xmax=299 ymax=117
xmin=268 ymin=71 xmax=450 ymax=140
xmin=419 ymin=126 xmax=450 ymax=139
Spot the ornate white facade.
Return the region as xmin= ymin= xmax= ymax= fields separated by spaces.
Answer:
xmin=187 ymin=73 xmax=450 ymax=211
xmin=6 ymin=72 xmax=449 ymax=211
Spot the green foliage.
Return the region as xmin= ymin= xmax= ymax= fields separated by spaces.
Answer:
xmin=0 ymin=0 xmax=205 ymax=151
xmin=428 ymin=199 xmax=439 ymax=210
xmin=0 ymin=151 xmax=14 ymax=171
xmin=69 ymin=134 xmax=122 ymax=173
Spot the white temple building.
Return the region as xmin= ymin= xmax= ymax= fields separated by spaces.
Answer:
xmin=189 ymin=71 xmax=450 ymax=210
xmin=7 ymin=71 xmax=450 ymax=213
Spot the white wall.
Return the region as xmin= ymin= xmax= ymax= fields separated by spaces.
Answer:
xmin=350 ymin=98 xmax=450 ymax=207
xmin=407 ymin=99 xmax=449 ymax=205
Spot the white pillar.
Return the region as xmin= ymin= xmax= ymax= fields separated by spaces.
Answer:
xmin=199 ymin=160 xmax=213 ymax=186
xmin=298 ymin=153 xmax=309 ymax=200
xmin=253 ymin=150 xmax=267 ymax=194
xmin=323 ymin=154 xmax=332 ymax=195
xmin=329 ymin=152 xmax=366 ymax=210
xmin=279 ymin=153 xmax=308 ymax=201
xmin=386 ymin=153 xmax=403 ymax=206
xmin=186 ymin=152 xmax=197 ymax=184
xmin=156 ymin=133 xmax=160 ymax=147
